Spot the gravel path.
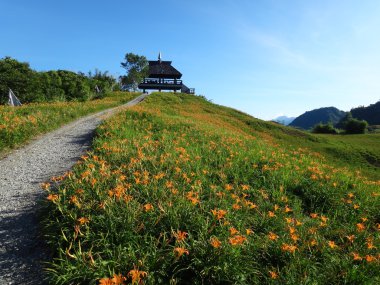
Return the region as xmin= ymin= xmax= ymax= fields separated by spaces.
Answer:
xmin=0 ymin=94 xmax=148 ymax=284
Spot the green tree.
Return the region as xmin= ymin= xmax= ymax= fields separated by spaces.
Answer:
xmin=344 ymin=118 xmax=368 ymax=134
xmin=88 ymin=69 xmax=117 ymax=98
xmin=120 ymin=53 xmax=148 ymax=91
xmin=56 ymin=70 xmax=92 ymax=101
xmin=0 ymin=56 xmax=42 ymax=104
xmin=335 ymin=112 xmax=352 ymax=129
xmin=39 ymin=71 xmax=65 ymax=101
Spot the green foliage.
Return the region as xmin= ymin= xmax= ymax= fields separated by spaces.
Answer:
xmin=55 ymin=70 xmax=91 ymax=101
xmin=120 ymin=53 xmax=148 ymax=91
xmin=312 ymin=122 xmax=337 ymax=134
xmin=0 ymin=57 xmax=117 ymax=104
xmin=344 ymin=118 xmax=368 ymax=134
xmin=87 ymin=69 xmax=118 ymax=98
xmin=39 ymin=71 xmax=66 ymax=101
xmin=0 ymin=56 xmax=42 ymax=104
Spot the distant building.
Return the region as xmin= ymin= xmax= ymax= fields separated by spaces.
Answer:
xmin=138 ymin=53 xmax=194 ymax=94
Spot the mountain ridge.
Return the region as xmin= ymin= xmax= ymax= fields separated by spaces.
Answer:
xmin=289 ymin=107 xmax=346 ymax=130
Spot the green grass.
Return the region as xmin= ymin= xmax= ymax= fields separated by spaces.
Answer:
xmin=267 ymin=127 xmax=380 ymax=181
xmin=42 ymin=93 xmax=379 ymax=284
xmin=0 ymin=92 xmax=139 ymax=155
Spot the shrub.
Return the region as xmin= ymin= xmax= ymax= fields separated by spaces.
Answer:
xmin=312 ymin=122 xmax=337 ymax=134
xmin=344 ymin=118 xmax=368 ymax=134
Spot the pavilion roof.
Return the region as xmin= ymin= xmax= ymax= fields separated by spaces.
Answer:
xmin=147 ymin=60 xmax=182 ymax=79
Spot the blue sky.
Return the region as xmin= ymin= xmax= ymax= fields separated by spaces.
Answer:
xmin=1 ymin=0 xmax=380 ymax=120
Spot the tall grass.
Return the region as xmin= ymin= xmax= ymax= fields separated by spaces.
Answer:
xmin=0 ymin=92 xmax=138 ymax=154
xmin=43 ymin=93 xmax=379 ymax=284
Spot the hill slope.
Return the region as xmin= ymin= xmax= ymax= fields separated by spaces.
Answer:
xmin=290 ymin=107 xmax=346 ymax=130
xmin=43 ymin=93 xmax=380 ymax=284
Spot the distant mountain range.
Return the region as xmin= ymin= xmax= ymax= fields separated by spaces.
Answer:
xmin=271 ymin=101 xmax=380 ymax=130
xmin=289 ymin=107 xmax=346 ymax=130
xmin=272 ymin=116 xmax=295 ymax=125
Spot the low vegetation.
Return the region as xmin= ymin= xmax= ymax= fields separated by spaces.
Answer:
xmin=312 ymin=123 xmax=337 ymax=134
xmin=0 ymin=57 xmax=117 ymax=104
xmin=43 ymin=93 xmax=379 ymax=284
xmin=0 ymin=92 xmax=137 ymax=154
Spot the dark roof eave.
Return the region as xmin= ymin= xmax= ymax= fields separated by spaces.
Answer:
xmin=148 ymin=74 xmax=182 ymax=79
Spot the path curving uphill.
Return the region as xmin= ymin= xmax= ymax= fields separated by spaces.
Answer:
xmin=0 ymin=94 xmax=148 ymax=284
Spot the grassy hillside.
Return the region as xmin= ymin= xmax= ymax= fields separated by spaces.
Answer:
xmin=43 ymin=93 xmax=379 ymax=284
xmin=0 ymin=92 xmax=138 ymax=155
xmin=264 ymin=124 xmax=380 ymax=180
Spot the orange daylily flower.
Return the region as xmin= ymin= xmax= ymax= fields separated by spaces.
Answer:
xmin=291 ymin=234 xmax=299 ymax=242
xmin=228 ymin=235 xmax=247 ymax=246
xmin=281 ymin=243 xmax=297 ymax=253
xmin=211 ymin=209 xmax=227 ymax=220
xmin=128 ymin=268 xmax=148 ymax=284
xmin=284 ymin=205 xmax=292 ymax=213
xmin=365 ymin=255 xmax=376 ymax=263
xmin=174 ymin=230 xmax=188 ymax=242
xmin=308 ymin=227 xmax=317 ymax=234
xmin=285 ymin=217 xmax=293 ymax=224
xmin=47 ymin=194 xmax=59 ymax=202
xmin=232 ymin=203 xmax=242 ymax=210
xmin=210 ymin=237 xmax=222 ymax=248
xmin=174 ymin=247 xmax=189 ymax=257
xmin=320 ymin=215 xmax=328 ymax=223
xmin=268 ymin=232 xmax=279 ymax=241
xmin=245 ymin=201 xmax=257 ymax=209
xmin=246 ymin=229 xmax=254 ymax=235
xmin=112 ymin=274 xmax=126 ymax=285
xmin=269 ymin=270 xmax=279 ymax=279
xmin=288 ymin=227 xmax=296 ymax=234
xmin=366 ymin=238 xmax=376 ymax=250
xmin=352 ymin=252 xmax=362 ymax=261
xmin=99 ymin=277 xmax=113 ymax=285
xmin=309 ymin=239 xmax=317 ymax=247
xmin=224 ymin=184 xmax=233 ymax=191
xmin=40 ymin=182 xmax=51 ymax=190
xmin=346 ymin=235 xmax=355 ymax=243
xmin=77 ymin=217 xmax=89 ymax=225
xmin=356 ymin=223 xmax=366 ymax=232
xmin=241 ymin=184 xmax=250 ymax=191
xmin=229 ymin=227 xmax=239 ymax=236
xmin=143 ymin=203 xmax=154 ymax=212
xmin=328 ymin=241 xmax=338 ymax=249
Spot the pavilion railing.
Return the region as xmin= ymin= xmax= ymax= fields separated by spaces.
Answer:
xmin=140 ymin=78 xmax=183 ymax=85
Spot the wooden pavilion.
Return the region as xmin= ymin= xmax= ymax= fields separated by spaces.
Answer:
xmin=138 ymin=53 xmax=195 ymax=94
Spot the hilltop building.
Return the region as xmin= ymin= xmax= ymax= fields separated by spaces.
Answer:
xmin=138 ymin=53 xmax=195 ymax=94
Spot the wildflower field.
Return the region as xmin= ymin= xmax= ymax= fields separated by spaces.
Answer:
xmin=0 ymin=92 xmax=137 ymax=154
xmin=43 ymin=93 xmax=379 ymax=284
